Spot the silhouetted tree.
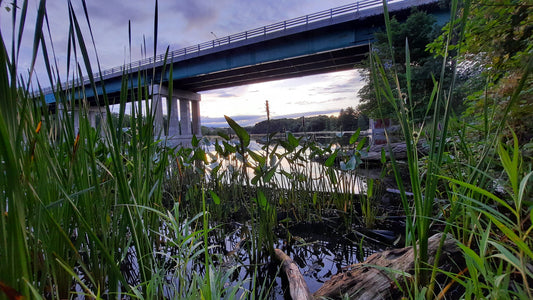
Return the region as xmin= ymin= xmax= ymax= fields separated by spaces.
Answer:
xmin=337 ymin=107 xmax=358 ymax=131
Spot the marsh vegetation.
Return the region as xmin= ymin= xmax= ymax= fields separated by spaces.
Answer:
xmin=0 ymin=0 xmax=531 ymax=299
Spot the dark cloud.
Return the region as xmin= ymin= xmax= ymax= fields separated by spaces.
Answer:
xmin=85 ymin=2 xmax=152 ymax=28
xmin=167 ymin=1 xmax=219 ymax=30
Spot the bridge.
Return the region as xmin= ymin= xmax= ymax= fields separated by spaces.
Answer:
xmin=41 ymin=0 xmax=449 ymax=146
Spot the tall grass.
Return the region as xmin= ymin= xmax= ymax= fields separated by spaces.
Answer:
xmin=369 ymin=0 xmax=533 ymax=297
xmin=0 ymin=0 xmax=254 ymax=298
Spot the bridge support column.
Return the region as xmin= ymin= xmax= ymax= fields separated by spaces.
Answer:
xmin=73 ymin=109 xmax=80 ymax=135
xmin=179 ymin=99 xmax=191 ymax=136
xmin=153 ymin=85 xmax=201 ymax=147
xmin=191 ymin=99 xmax=201 ymax=136
xmin=152 ymin=86 xmax=164 ymax=137
xmin=88 ymin=106 xmax=107 ymax=137
xmin=88 ymin=108 xmax=97 ymax=128
xmin=168 ymin=96 xmax=180 ymax=136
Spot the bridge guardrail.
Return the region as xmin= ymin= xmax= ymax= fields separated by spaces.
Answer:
xmin=39 ymin=0 xmax=400 ymax=96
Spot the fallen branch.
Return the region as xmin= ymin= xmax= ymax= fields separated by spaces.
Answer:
xmin=274 ymin=248 xmax=314 ymax=300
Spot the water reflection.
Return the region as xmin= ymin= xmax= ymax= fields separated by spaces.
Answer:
xmin=209 ymin=221 xmax=384 ymax=299
xmin=202 ymin=139 xmax=366 ymax=195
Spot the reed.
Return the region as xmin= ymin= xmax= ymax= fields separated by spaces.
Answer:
xmin=367 ymin=0 xmax=533 ymax=297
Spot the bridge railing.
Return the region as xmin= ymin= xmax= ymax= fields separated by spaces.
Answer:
xmin=40 ymin=0 xmax=401 ymax=96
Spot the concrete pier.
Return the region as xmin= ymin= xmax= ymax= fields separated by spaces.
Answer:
xmin=152 ymin=85 xmax=201 ymax=146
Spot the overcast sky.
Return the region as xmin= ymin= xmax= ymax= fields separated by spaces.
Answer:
xmin=1 ymin=0 xmax=365 ymax=127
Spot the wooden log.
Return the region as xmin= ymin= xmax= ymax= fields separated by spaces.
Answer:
xmin=274 ymin=248 xmax=314 ymax=300
xmin=361 ymin=140 xmax=430 ymax=162
xmin=313 ymin=233 xmax=460 ymax=299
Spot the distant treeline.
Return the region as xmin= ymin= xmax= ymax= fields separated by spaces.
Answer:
xmin=203 ymin=107 xmax=369 ymax=135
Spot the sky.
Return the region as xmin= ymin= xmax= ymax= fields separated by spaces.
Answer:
xmin=1 ymin=0 xmax=366 ymax=127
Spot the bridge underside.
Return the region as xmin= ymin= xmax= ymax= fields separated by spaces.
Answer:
xmin=175 ymin=45 xmax=369 ymax=92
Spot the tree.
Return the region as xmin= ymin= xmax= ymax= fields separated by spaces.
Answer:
xmin=447 ymin=1 xmax=532 ymax=145
xmin=337 ymin=107 xmax=358 ymax=131
xmin=357 ymin=11 xmax=452 ymax=121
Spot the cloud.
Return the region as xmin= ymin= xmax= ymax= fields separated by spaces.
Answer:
xmin=85 ymin=2 xmax=152 ymax=28
xmin=167 ymin=1 xmax=219 ymax=30
xmin=202 ymin=114 xmax=264 ymax=127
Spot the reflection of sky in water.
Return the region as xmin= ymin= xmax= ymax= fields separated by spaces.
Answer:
xmin=215 ymin=222 xmax=384 ymax=298
xmin=201 ymin=139 xmax=367 ymax=194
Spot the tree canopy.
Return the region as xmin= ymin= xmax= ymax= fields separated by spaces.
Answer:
xmin=357 ymin=10 xmax=452 ymax=121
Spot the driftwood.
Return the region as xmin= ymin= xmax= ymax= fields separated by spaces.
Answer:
xmin=274 ymin=248 xmax=314 ymax=300
xmin=313 ymin=233 xmax=460 ymax=299
xmin=362 ymin=140 xmax=430 ymax=162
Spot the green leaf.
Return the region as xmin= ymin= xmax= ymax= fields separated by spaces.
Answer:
xmin=325 ymin=149 xmax=338 ymax=167
xmin=486 ymin=214 xmax=533 ymax=260
xmin=356 ymin=137 xmax=368 ymax=151
xmin=217 ymin=131 xmax=230 ymax=140
xmin=439 ymin=175 xmax=517 ymax=217
xmin=263 ymin=166 xmax=277 ymax=183
xmin=255 ymin=190 xmax=268 ymax=208
xmin=489 ymin=241 xmax=533 ymax=278
xmin=280 ymin=170 xmax=293 ymax=180
xmin=517 ymin=171 xmax=532 ymax=213
xmin=209 ymin=191 xmax=221 ymax=205
xmin=458 ymin=243 xmax=485 ymax=275
xmin=343 ymin=156 xmax=357 ymax=171
xmin=225 ymin=115 xmax=249 ymax=148
xmin=214 ymin=141 xmax=224 ymax=155
xmin=287 ymin=132 xmax=299 ymax=148
xmin=380 ymin=147 xmax=386 ymax=163
xmin=367 ymin=178 xmax=374 ymax=199
xmin=251 ymin=174 xmax=261 ymax=185
xmin=222 ymin=141 xmax=236 ymax=153
xmin=247 ymin=149 xmax=265 ymax=166
xmin=349 ymin=128 xmax=361 ymax=145
xmin=191 ymin=134 xmax=199 ymax=147
xmin=193 ymin=148 xmax=207 ymax=163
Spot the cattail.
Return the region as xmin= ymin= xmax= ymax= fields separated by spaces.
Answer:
xmin=73 ymin=132 xmax=80 ymax=156
xmin=265 ymin=100 xmax=270 ymax=121
xmin=35 ymin=121 xmax=42 ymax=134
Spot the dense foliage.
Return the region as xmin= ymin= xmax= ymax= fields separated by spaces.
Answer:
xmin=357 ymin=10 xmax=455 ymax=120
xmin=447 ymin=0 xmax=532 ymax=147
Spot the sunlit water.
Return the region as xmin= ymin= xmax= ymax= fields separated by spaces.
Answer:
xmin=200 ymin=139 xmax=367 ymax=195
